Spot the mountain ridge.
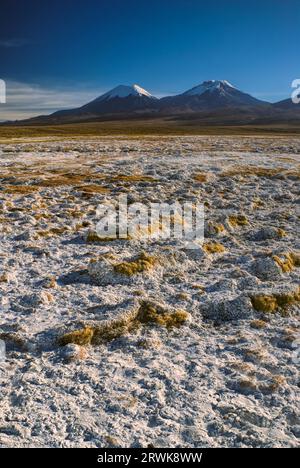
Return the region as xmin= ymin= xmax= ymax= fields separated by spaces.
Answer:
xmin=3 ymin=80 xmax=300 ymax=126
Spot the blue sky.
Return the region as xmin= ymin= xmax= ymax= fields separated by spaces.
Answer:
xmin=0 ymin=0 xmax=299 ymax=119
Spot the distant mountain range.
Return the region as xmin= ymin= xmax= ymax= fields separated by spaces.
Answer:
xmin=5 ymin=80 xmax=300 ymax=125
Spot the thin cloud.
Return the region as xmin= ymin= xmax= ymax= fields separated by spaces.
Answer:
xmin=0 ymin=38 xmax=32 ymax=48
xmin=0 ymin=80 xmax=103 ymax=121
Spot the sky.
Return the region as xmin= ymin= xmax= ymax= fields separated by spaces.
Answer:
xmin=0 ymin=0 xmax=299 ymax=120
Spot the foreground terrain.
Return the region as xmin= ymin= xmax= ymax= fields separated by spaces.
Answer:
xmin=1 ymin=120 xmax=300 ymax=140
xmin=0 ymin=136 xmax=299 ymax=447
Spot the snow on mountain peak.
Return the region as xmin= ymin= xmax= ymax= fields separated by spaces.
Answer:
xmin=132 ymin=84 xmax=155 ymax=98
xmin=183 ymin=80 xmax=236 ymax=96
xmin=99 ymin=84 xmax=156 ymax=101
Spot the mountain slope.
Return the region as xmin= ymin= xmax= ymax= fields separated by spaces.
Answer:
xmin=158 ymin=80 xmax=269 ymax=113
xmin=272 ymin=98 xmax=300 ymax=111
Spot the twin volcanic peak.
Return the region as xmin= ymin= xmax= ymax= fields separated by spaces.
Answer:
xmin=49 ymin=80 xmax=267 ymax=122
xmin=16 ymin=80 xmax=299 ymax=124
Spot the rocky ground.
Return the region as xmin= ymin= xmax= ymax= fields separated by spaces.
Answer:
xmin=0 ymin=135 xmax=299 ymax=448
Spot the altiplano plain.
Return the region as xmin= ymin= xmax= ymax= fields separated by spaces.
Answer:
xmin=0 ymin=136 xmax=299 ymax=447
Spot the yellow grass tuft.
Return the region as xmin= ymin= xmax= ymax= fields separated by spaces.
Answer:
xmin=193 ymin=173 xmax=207 ymax=183
xmin=272 ymin=251 xmax=300 ymax=273
xmin=203 ymin=242 xmax=226 ymax=254
xmin=136 ymin=301 xmax=189 ymax=328
xmin=214 ymin=223 xmax=225 ymax=233
xmin=228 ymin=214 xmax=249 ymax=227
xmin=277 ymin=228 xmax=287 ymax=238
xmin=251 ymin=286 xmax=300 ymax=313
xmin=207 ymin=222 xmax=225 ymax=235
xmin=251 ymin=295 xmax=277 ymax=313
xmin=274 ymin=288 xmax=300 ymax=307
xmin=113 ymin=252 xmax=156 ymax=276
xmin=58 ymin=326 xmax=95 ymax=346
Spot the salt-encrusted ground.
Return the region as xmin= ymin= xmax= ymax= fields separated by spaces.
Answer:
xmin=0 ymin=136 xmax=299 ymax=448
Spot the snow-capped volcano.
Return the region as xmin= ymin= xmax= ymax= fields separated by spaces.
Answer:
xmin=183 ymin=80 xmax=236 ymax=96
xmin=97 ymin=84 xmax=156 ymax=101
xmin=79 ymin=83 xmax=157 ymax=113
xmin=46 ymin=84 xmax=158 ymax=120
xmin=158 ymin=80 xmax=268 ymax=112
